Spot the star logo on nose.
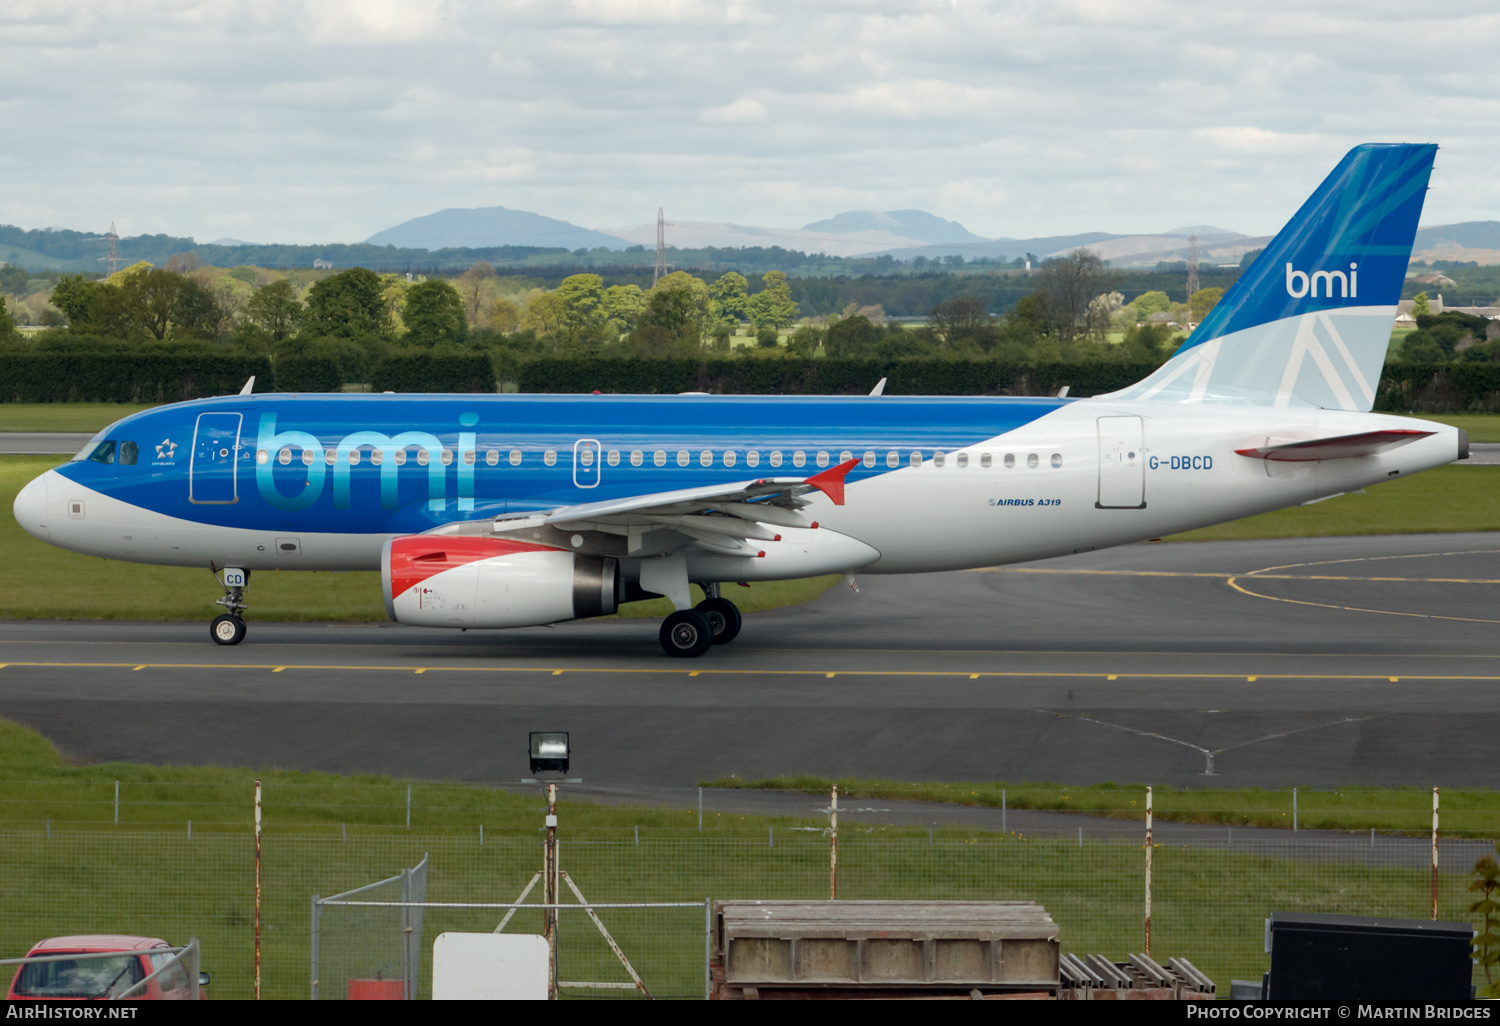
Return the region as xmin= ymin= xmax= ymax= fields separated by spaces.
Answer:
xmin=156 ymin=439 xmax=177 ymax=460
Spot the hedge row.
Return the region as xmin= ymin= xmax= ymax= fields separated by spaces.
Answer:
xmin=0 ymin=354 xmax=273 ymax=403
xmin=517 ymin=357 xmax=1163 ymax=397
xmin=1373 ymin=363 xmax=1500 ymax=413
xmin=370 ymin=352 xmax=495 ymax=394
xmin=6 ymin=352 xmax=1500 ymax=411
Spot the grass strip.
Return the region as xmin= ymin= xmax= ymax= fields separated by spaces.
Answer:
xmin=0 ymin=403 xmax=160 ymax=433
xmin=1167 ymin=464 xmax=1497 ymax=541
xmin=699 ymin=775 xmax=1500 ymax=837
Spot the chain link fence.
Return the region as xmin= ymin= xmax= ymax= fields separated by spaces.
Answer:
xmin=1 ymin=781 xmax=1494 ymax=999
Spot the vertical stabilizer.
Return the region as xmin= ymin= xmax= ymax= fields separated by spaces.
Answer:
xmin=1106 ymin=144 xmax=1436 ymax=410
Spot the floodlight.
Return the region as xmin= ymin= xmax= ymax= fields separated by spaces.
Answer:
xmin=529 ymin=732 xmax=570 ymax=774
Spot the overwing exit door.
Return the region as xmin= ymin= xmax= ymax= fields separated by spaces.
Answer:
xmin=1096 ymin=415 xmax=1146 ymax=509
xmin=191 ymin=412 xmax=243 ymax=504
xmin=573 ymin=438 xmax=601 ymax=488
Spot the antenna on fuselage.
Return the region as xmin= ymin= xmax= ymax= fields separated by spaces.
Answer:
xmin=238 ymin=376 xmax=256 ymax=396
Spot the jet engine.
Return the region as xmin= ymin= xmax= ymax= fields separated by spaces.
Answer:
xmin=382 ymin=536 xmax=617 ymax=629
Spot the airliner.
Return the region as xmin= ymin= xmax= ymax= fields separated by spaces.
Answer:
xmin=13 ymin=144 xmax=1467 ymax=657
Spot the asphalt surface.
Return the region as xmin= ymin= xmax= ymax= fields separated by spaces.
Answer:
xmin=2 ymin=533 xmax=1499 ymax=799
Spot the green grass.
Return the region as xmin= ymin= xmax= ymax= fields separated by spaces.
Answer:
xmin=0 ymin=403 xmax=160 ymax=433
xmin=0 ymin=455 xmax=836 ymax=620
xmin=1168 ymin=464 xmax=1498 ymax=541
xmin=0 ymin=719 xmax=1491 ymax=1000
xmin=1395 ymin=412 xmax=1500 ymax=443
xmin=700 ymin=776 xmax=1500 ymax=837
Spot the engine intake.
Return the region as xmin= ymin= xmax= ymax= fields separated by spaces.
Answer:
xmin=382 ymin=536 xmax=617 ymax=629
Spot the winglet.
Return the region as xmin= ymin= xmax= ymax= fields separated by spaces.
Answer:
xmin=804 ymin=457 xmax=861 ymax=506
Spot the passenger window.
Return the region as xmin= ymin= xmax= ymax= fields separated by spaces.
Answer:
xmin=816 ymin=451 xmax=829 ymax=468
xmin=395 ymin=449 xmax=408 ymax=466
xmin=724 ymin=450 xmax=737 ymax=468
xmin=910 ymin=451 xmax=923 ymax=467
xmin=324 ymin=449 xmax=336 ymax=466
xmin=371 ymin=449 xmax=383 ymax=466
xmin=486 ymin=450 xmax=500 ymax=466
xmin=1003 ymin=453 xmax=1015 ymax=469
xmin=653 ymin=451 xmax=666 ymax=467
xmin=89 ymin=441 xmax=117 ymax=464
xmin=886 ymin=451 xmax=899 ymax=468
xmin=980 ymin=452 xmax=992 ymax=468
xmin=1051 ymin=453 xmax=1063 ymax=468
xmin=956 ymin=452 xmax=968 ymax=468
xmin=463 ymin=450 xmax=476 ymax=466
xmin=509 ymin=449 xmax=522 ymax=466
xmin=839 ymin=451 xmax=852 ymax=465
xmin=119 ymin=441 xmax=138 ymax=465
xmin=630 ymin=450 xmax=643 ymax=466
xmin=417 ymin=450 xmax=430 ymax=466
xmin=864 ymin=451 xmax=876 ymax=468
xmin=257 ymin=449 xmax=269 ymax=465
xmin=676 ymin=450 xmax=689 ymax=467
xmin=769 ymin=451 xmax=783 ymax=468
xmin=699 ymin=450 xmax=713 ymax=467
xmin=607 ymin=450 xmax=620 ymax=467
xmin=441 ymin=449 xmax=454 ymax=466
xmin=301 ymin=449 xmax=314 ymax=466
xmin=746 ymin=451 xmax=760 ymax=468
xmin=543 ymin=450 xmax=557 ymax=467
xmin=792 ymin=451 xmax=806 ymax=468
xmin=1027 ymin=453 xmax=1039 ymax=468
xmin=934 ymin=453 xmax=945 ymax=468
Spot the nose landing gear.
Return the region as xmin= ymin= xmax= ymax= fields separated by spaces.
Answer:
xmin=209 ymin=566 xmax=249 ymax=646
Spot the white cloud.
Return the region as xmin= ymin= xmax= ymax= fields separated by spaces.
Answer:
xmin=2 ymin=1 xmax=1500 ymax=242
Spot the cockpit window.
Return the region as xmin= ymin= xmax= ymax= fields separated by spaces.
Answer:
xmin=120 ymin=441 xmax=139 ymax=466
xmin=88 ymin=441 xmax=117 ymax=465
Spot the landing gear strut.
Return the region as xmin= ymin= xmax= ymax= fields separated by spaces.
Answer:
xmin=210 ymin=566 xmax=250 ymax=646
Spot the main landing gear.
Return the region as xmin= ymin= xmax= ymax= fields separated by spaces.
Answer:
xmin=658 ymin=583 xmax=742 ymax=658
xmin=209 ymin=566 xmax=250 ymax=646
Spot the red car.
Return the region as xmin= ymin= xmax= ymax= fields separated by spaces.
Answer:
xmin=7 ymin=935 xmax=209 ymax=1000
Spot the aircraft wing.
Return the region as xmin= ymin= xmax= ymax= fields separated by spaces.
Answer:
xmin=1234 ymin=429 xmax=1434 ymax=462
xmin=430 ymin=458 xmax=863 ymax=558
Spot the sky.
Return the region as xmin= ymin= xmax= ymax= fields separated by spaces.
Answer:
xmin=4 ymin=0 xmax=1499 ymax=246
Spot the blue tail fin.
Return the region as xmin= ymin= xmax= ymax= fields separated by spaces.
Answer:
xmin=1108 ymin=143 xmax=1436 ymax=410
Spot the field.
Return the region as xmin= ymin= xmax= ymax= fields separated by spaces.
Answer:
xmin=0 ymin=719 xmax=1491 ymax=999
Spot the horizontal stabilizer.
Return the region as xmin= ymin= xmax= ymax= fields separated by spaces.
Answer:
xmin=1234 ymin=429 xmax=1434 ymax=462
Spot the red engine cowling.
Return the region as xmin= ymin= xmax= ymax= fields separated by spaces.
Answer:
xmin=382 ymin=536 xmax=617 ymax=628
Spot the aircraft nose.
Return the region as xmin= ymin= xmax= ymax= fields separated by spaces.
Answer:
xmin=13 ymin=470 xmax=53 ymax=543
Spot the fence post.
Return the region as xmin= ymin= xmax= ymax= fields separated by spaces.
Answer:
xmin=1002 ymin=788 xmax=1006 ymax=833
xmin=254 ymin=778 xmax=263 ymax=1001
xmin=544 ymin=781 xmax=558 ymax=1000
xmin=1293 ymin=787 xmax=1298 ymax=832
xmin=829 ymin=784 xmax=839 ymax=901
xmin=114 ymin=780 xmax=120 ymax=825
xmin=406 ymin=785 xmax=412 ymax=829
xmin=1144 ymin=785 xmax=1153 ymax=957
xmin=704 ymin=899 xmax=712 ymax=1000
xmin=310 ymin=896 xmax=321 ymax=1000
xmin=1432 ymin=786 xmax=1440 ymax=921
xmin=698 ymin=788 xmax=703 ymax=831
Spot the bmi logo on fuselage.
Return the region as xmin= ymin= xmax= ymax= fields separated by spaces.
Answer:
xmin=1286 ymin=262 xmax=1358 ymax=300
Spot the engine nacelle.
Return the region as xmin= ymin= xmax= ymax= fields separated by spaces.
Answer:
xmin=382 ymin=536 xmax=617 ymax=629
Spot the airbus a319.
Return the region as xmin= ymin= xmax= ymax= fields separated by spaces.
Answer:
xmin=13 ymin=144 xmax=1465 ymax=657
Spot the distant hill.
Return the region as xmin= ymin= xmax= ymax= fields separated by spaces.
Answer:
xmin=800 ymin=210 xmax=988 ymax=245
xmin=365 ymin=206 xmax=628 ymax=251
xmin=1414 ymin=221 xmax=1500 ymax=251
